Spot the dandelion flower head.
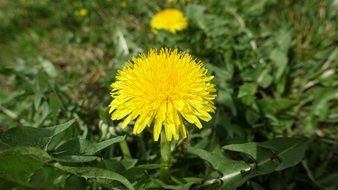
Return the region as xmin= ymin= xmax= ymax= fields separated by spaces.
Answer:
xmin=75 ymin=8 xmax=88 ymax=17
xmin=150 ymin=8 xmax=188 ymax=33
xmin=109 ymin=48 xmax=216 ymax=141
xmin=167 ymin=0 xmax=189 ymax=4
xmin=120 ymin=1 xmax=127 ymax=8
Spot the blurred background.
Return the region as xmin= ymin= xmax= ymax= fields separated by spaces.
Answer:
xmin=0 ymin=0 xmax=337 ymax=189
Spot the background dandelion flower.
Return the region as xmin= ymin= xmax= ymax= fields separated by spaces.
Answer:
xmin=167 ymin=0 xmax=190 ymax=4
xmin=109 ymin=48 xmax=216 ymax=141
xmin=75 ymin=8 xmax=88 ymax=17
xmin=120 ymin=1 xmax=127 ymax=8
xmin=150 ymin=8 xmax=188 ymax=33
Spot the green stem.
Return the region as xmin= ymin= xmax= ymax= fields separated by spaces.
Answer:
xmin=119 ymin=139 xmax=132 ymax=159
xmin=160 ymin=132 xmax=171 ymax=181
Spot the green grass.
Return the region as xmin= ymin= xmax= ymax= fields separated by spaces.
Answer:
xmin=0 ymin=0 xmax=337 ymax=189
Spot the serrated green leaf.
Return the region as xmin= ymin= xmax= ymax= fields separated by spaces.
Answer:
xmin=40 ymin=58 xmax=58 ymax=78
xmin=53 ymin=155 xmax=98 ymax=163
xmin=238 ymin=83 xmax=257 ymax=98
xmin=122 ymin=164 xmax=161 ymax=181
xmin=258 ymin=137 xmax=308 ymax=170
xmin=257 ymin=68 xmax=273 ymax=88
xmin=238 ymin=83 xmax=257 ymax=106
xmin=0 ymin=146 xmax=52 ymax=162
xmin=0 ymin=152 xmax=44 ymax=185
xmin=270 ymin=49 xmax=288 ymax=81
xmin=54 ymin=135 xmax=125 ymax=155
xmin=276 ymin=30 xmax=291 ymax=52
xmin=49 ymin=92 xmax=63 ymax=121
xmin=187 ymin=146 xmax=249 ymax=188
xmin=223 ymin=142 xmax=261 ymax=159
xmin=55 ymin=164 xmax=134 ymax=190
xmin=189 ymin=137 xmax=307 ymax=189
xmin=120 ymin=158 xmax=138 ymax=170
xmin=0 ymin=120 xmax=75 ymax=150
xmin=29 ymin=166 xmax=69 ymax=189
xmin=311 ymin=88 xmax=338 ymax=120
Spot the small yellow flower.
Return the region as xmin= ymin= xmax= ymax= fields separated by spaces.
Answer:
xmin=150 ymin=8 xmax=188 ymax=33
xmin=109 ymin=48 xmax=216 ymax=141
xmin=120 ymin=1 xmax=127 ymax=8
xmin=167 ymin=0 xmax=189 ymax=3
xmin=75 ymin=8 xmax=88 ymax=17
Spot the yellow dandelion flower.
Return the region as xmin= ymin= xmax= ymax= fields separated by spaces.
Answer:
xmin=167 ymin=0 xmax=189 ymax=3
xmin=75 ymin=8 xmax=88 ymax=17
xmin=120 ymin=1 xmax=127 ymax=8
xmin=150 ymin=8 xmax=188 ymax=33
xmin=109 ymin=48 xmax=216 ymax=141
